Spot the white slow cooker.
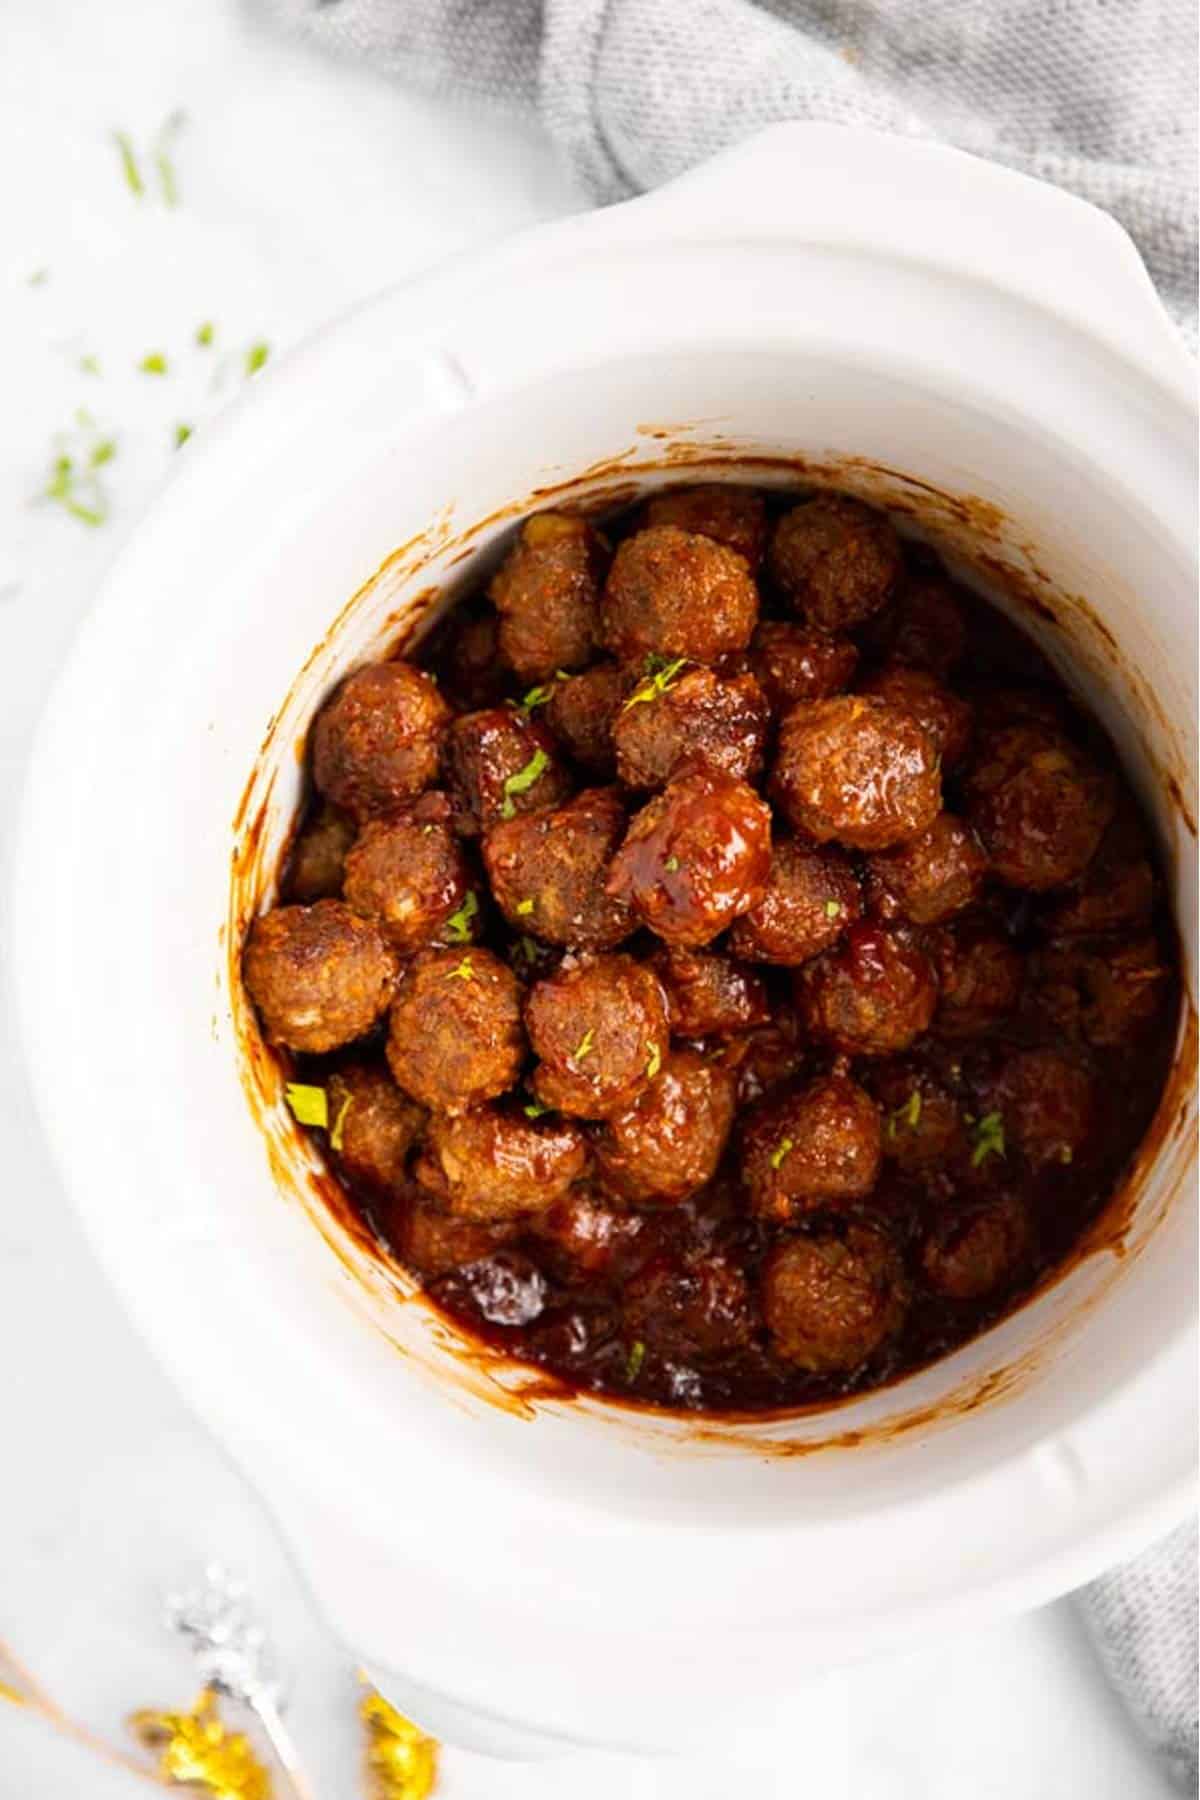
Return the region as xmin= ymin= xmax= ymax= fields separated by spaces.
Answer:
xmin=12 ymin=126 xmax=1197 ymax=1754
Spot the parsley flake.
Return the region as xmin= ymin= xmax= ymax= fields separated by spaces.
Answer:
xmin=113 ymin=130 xmax=145 ymax=197
xmin=27 ymin=268 xmax=49 ymax=287
xmin=625 ymin=1340 xmax=646 ymax=1382
xmin=138 ymin=351 xmax=168 ymax=376
xmin=520 ymin=684 xmax=554 ymax=711
xmin=244 ymin=340 xmax=271 ymax=377
xmin=153 ymin=109 xmax=186 ymax=207
xmin=824 ymin=899 xmax=842 ymax=919
xmin=769 ymin=1136 xmax=794 ymax=1171
xmin=572 ymin=1027 xmax=595 ymax=1062
xmin=516 ymin=898 xmax=535 ymax=916
xmin=79 ymin=354 xmax=102 ymax=376
xmin=645 ymin=1041 xmax=662 ymax=1080
xmin=523 ymin=1100 xmax=549 ymax=1121
xmin=664 ymin=855 xmax=680 ymax=873
xmin=329 ymin=1093 xmax=353 ymax=1152
xmin=284 ymin=1082 xmax=327 ymax=1129
xmin=887 ymin=1089 xmax=922 ymax=1140
xmin=971 ymin=1112 xmax=1006 ymax=1168
xmin=195 ymin=321 xmax=215 ymax=348
xmin=173 ymin=422 xmax=194 ymax=449
xmin=622 ymin=655 xmax=687 ymax=712
xmin=443 ymin=890 xmax=479 ymax=944
xmin=500 ymin=748 xmax=549 ymax=819
xmin=445 ymin=957 xmax=475 ymax=982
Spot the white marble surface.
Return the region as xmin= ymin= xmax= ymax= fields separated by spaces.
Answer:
xmin=0 ymin=1 xmax=1176 ymax=1794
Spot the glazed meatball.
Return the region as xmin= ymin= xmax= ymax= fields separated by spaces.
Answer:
xmin=1034 ymin=934 xmax=1171 ymax=1049
xmin=386 ymin=947 xmax=525 ymax=1113
xmin=742 ymin=1075 xmax=882 ymax=1221
xmin=482 ymin=787 xmax=633 ymax=950
xmin=343 ymin=800 xmax=475 ymax=954
xmin=623 ymin=1251 xmax=755 ymax=1360
xmin=601 ymin=526 xmax=759 ymax=665
xmin=647 ymin=944 xmax=769 ymax=1039
xmin=864 ymin=813 xmax=986 ymax=926
xmin=388 ymin=1191 xmax=517 ymax=1277
xmin=965 ymin=724 xmax=1114 ymax=891
xmin=987 ymin=1048 xmax=1095 ymax=1171
xmin=728 ymin=837 xmax=861 ymax=965
xmin=326 ymin=1063 xmax=425 ymax=1193
xmin=414 ymin=1103 xmax=587 ymax=1221
xmin=928 ymin=921 xmax=1023 ymax=1038
xmin=312 ymin=662 xmax=451 ymax=821
xmin=1043 ymin=808 xmax=1156 ymax=937
xmin=443 ymin=706 xmax=572 ymax=836
xmin=797 ymin=923 xmax=937 ymax=1056
xmin=859 ymin=665 xmax=973 ymax=769
xmin=488 ymin=512 xmax=605 ymax=682
xmin=606 ymin=771 xmax=772 ymax=947
xmin=526 ymin=953 xmax=670 ymax=1120
xmin=434 ymin=605 xmax=510 ymax=712
xmin=532 ymin=1189 xmax=654 ymax=1279
xmin=284 ymin=803 xmax=355 ymax=903
xmin=543 ymin=662 xmax=631 ymax=775
xmin=746 ymin=621 xmax=859 ymax=719
xmin=243 ymin=901 xmax=398 ymax=1054
xmin=767 ymin=494 xmax=901 ymax=632
xmin=771 ymin=695 xmax=941 ymax=851
xmin=921 ymin=1194 xmax=1033 ymax=1300
xmin=593 ymin=1048 xmax=738 ymax=1204
xmin=643 ymin=484 xmax=768 ymax=566
xmin=883 ymin=569 xmax=968 ymax=676
xmin=726 ymin=1012 xmax=808 ymax=1108
xmin=871 ymin=1061 xmax=967 ymax=1175
xmin=613 ymin=665 xmax=769 ymax=789
xmin=763 ymin=1222 xmax=907 ymax=1372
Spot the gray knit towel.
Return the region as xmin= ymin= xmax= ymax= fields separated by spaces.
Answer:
xmin=260 ymin=1 xmax=1198 ymax=1783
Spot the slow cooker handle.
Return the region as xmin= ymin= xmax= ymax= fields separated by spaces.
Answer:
xmin=612 ymin=123 xmax=1193 ymax=401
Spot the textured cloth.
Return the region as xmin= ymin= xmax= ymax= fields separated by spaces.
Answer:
xmin=1079 ymin=1521 xmax=1199 ymax=1793
xmin=261 ymin=0 xmax=1198 ymax=1780
xmin=262 ymin=0 xmax=1198 ymax=330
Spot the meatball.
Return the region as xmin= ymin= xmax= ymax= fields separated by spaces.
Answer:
xmin=884 ymin=570 xmax=968 ymax=676
xmin=763 ymin=1222 xmax=907 ymax=1372
xmin=343 ymin=802 xmax=475 ymax=954
xmin=797 ymin=923 xmax=937 ymax=1056
xmin=526 ymin=953 xmax=670 ymax=1120
xmin=312 ymin=662 xmax=451 ymax=820
xmin=482 ymin=787 xmax=633 ymax=951
xmin=543 ymin=662 xmax=631 ymax=775
xmin=771 ymin=695 xmax=941 ymax=851
xmin=742 ymin=1075 xmax=882 ymax=1221
xmin=965 ymin=724 xmax=1114 ymax=891
xmin=865 ymin=814 xmax=986 ymax=926
xmin=326 ymin=1064 xmax=425 ymax=1193
xmin=606 ymin=771 xmax=772 ymax=947
xmin=414 ymin=1103 xmax=587 ymax=1221
xmin=767 ymin=494 xmax=901 ymax=632
xmin=870 ymin=1061 xmax=967 ymax=1175
xmin=726 ymin=1012 xmax=808 ymax=1108
xmin=746 ymin=621 xmax=859 ymax=718
xmin=1043 ymin=809 xmax=1157 ymax=937
xmin=284 ymin=803 xmax=355 ymax=903
xmin=728 ymin=837 xmax=862 ymax=965
xmin=601 ymin=526 xmax=759 ymax=666
xmin=928 ymin=921 xmax=1023 ymax=1038
xmin=593 ymin=1048 xmax=737 ymax=1204
xmin=647 ymin=944 xmax=769 ymax=1039
xmin=532 ymin=1189 xmax=653 ymax=1280
xmin=243 ymin=900 xmax=397 ymax=1054
xmin=987 ymin=1048 xmax=1095 ymax=1171
xmin=859 ymin=665 xmax=973 ymax=769
xmin=434 ymin=605 xmax=510 ymax=712
xmin=613 ymin=665 xmax=769 ymax=789
xmin=643 ymin=484 xmax=768 ymax=566
xmin=921 ymin=1194 xmax=1033 ymax=1300
xmin=1034 ymin=934 xmax=1171 ymax=1049
xmin=386 ymin=947 xmax=525 ymax=1113
xmin=389 ymin=1191 xmax=517 ymax=1278
xmin=624 ymin=1251 xmax=755 ymax=1360
xmin=488 ymin=512 xmax=605 ymax=682
xmin=443 ymin=706 xmax=572 ymax=836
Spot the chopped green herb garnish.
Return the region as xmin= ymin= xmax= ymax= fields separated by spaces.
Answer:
xmin=42 ymin=437 xmax=111 ymax=528
xmin=329 ymin=1093 xmax=353 ymax=1151
xmin=138 ymin=351 xmax=168 ymax=375
xmin=824 ymin=899 xmax=842 ymax=919
xmin=645 ymin=1041 xmax=662 ymax=1080
xmin=886 ymin=1089 xmax=922 ymax=1140
xmin=195 ymin=320 xmax=215 ymax=348
xmin=27 ymin=268 xmax=49 ymax=286
xmin=664 ymin=855 xmax=680 ymax=873
xmin=1059 ymin=1145 xmax=1074 ymax=1165
xmin=443 ymin=890 xmax=479 ymax=944
xmin=515 ymin=898 xmax=535 ymax=916
xmin=769 ymin=1136 xmax=794 ymax=1171
xmin=89 ymin=439 xmax=116 ymax=468
xmin=75 ymin=407 xmax=95 ymax=428
xmin=512 ymin=935 xmax=539 ymax=967
xmin=520 ymin=683 xmax=554 ymax=711
xmin=622 ymin=655 xmax=687 ymax=711
xmin=971 ymin=1112 xmax=1006 ymax=1168
xmin=113 ymin=130 xmax=145 ymax=197
xmin=523 ymin=1100 xmax=549 ymax=1121
xmin=445 ymin=957 xmax=475 ymax=982
xmin=244 ymin=340 xmax=271 ymax=377
xmin=625 ymin=1339 xmax=646 ymax=1382
xmin=284 ymin=1082 xmax=327 ymax=1128
xmin=153 ymin=109 xmax=186 ymax=207
xmin=500 ymin=748 xmax=549 ymax=819
xmin=572 ymin=1027 xmax=595 ymax=1062
xmin=173 ymin=422 xmax=194 ymax=449
xmin=79 ymin=354 xmax=102 ymax=376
